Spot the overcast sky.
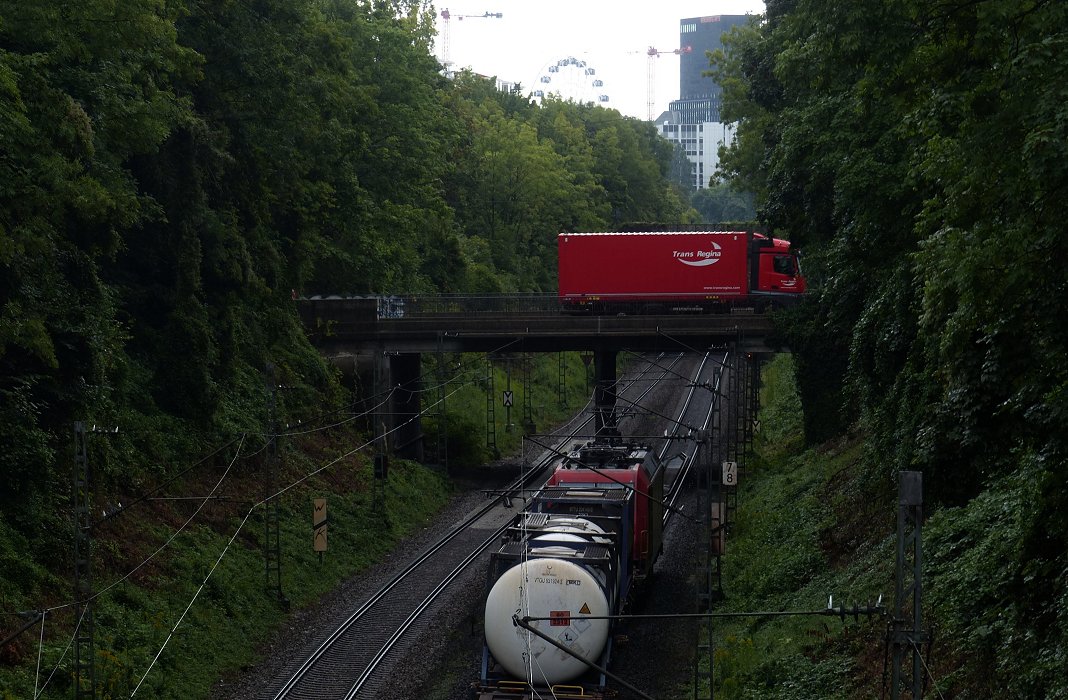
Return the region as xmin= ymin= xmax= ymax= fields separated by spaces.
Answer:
xmin=435 ymin=1 xmax=766 ymax=120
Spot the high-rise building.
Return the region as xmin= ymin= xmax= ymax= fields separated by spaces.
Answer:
xmin=656 ymin=14 xmax=751 ymax=190
xmin=674 ymin=15 xmax=750 ymax=122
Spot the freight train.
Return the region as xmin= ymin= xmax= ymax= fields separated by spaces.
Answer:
xmin=558 ymin=230 xmax=805 ymax=312
xmin=474 ymin=439 xmax=666 ymax=700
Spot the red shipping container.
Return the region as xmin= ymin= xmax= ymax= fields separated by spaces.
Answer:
xmin=558 ymin=231 xmax=752 ymax=302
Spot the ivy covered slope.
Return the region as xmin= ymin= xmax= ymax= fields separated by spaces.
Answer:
xmin=0 ymin=0 xmax=692 ymax=546
xmin=713 ymin=0 xmax=1067 ymax=695
xmin=698 ymin=356 xmax=1050 ymax=699
xmin=695 ymin=356 xmax=884 ymax=700
xmin=0 ymin=0 xmax=693 ymax=693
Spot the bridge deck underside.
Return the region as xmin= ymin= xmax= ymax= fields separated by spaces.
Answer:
xmin=303 ymin=312 xmax=777 ymax=354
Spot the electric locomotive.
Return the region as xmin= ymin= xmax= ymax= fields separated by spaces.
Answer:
xmin=475 ymin=440 xmax=665 ymax=699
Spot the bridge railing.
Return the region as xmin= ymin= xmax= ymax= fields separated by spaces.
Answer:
xmin=302 ymin=294 xmax=562 ymax=319
xmin=389 ymin=294 xmax=562 ymax=317
xmin=298 ymin=294 xmax=791 ymax=321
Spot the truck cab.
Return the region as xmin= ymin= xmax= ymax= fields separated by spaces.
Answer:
xmin=752 ymin=234 xmax=806 ymax=295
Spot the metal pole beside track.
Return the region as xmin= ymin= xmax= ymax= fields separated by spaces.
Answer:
xmin=889 ymin=471 xmax=927 ymax=699
xmin=73 ymin=421 xmax=96 ymax=700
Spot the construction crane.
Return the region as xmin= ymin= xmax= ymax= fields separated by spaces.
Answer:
xmin=645 ymin=45 xmax=692 ymax=121
xmin=439 ymin=9 xmax=503 ymax=70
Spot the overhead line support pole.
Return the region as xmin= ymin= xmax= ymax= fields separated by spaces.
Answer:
xmin=485 ymin=355 xmax=499 ymax=458
xmin=436 ymin=335 xmax=448 ymax=473
xmin=73 ymin=421 xmax=96 ymax=700
xmin=522 ymin=354 xmax=535 ymax=434
xmin=889 ymin=471 xmax=927 ymax=699
xmin=264 ymin=363 xmax=288 ymax=608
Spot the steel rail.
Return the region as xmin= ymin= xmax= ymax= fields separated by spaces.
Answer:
xmin=274 ymin=352 xmax=689 ymax=698
xmin=343 ymin=522 xmax=511 ymax=698
xmin=657 ymin=352 xmax=712 ymax=460
xmin=271 ymin=467 xmax=542 ymax=699
xmin=662 ymin=351 xmax=729 ymax=524
xmin=656 ymin=352 xmax=712 ymax=489
xmin=616 ymin=352 xmax=685 ymax=429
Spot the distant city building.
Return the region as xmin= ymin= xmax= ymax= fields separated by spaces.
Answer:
xmin=675 ymin=15 xmax=750 ymax=117
xmin=656 ymin=14 xmax=751 ymax=190
xmin=659 ymin=120 xmax=737 ymax=191
xmin=495 ymin=78 xmax=519 ymax=94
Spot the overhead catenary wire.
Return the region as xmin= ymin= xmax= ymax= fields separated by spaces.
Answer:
xmin=29 ymin=435 xmax=247 ymax=697
xmin=265 ymin=379 xmax=469 ymax=503
xmin=131 ymin=504 xmax=258 ymax=696
xmin=130 ymin=380 xmax=474 ymax=692
xmin=50 ymin=434 xmax=247 ymax=614
xmin=92 ymin=386 xmax=400 ymax=575
xmin=273 ymin=383 xmax=403 ymax=438
xmin=7 ymin=436 xmax=240 ymax=688
xmin=22 ymin=341 xmax=579 ymax=693
xmin=61 ymin=405 xmax=400 ymax=694
xmin=14 ymin=340 xmax=517 ymax=633
xmin=625 ymin=348 xmax=730 ymax=397
xmin=621 ymin=349 xmax=693 ymax=384
xmin=92 ymin=434 xmax=244 ymax=530
xmin=270 ymin=360 xmax=454 ymax=439
xmin=271 ymin=339 xmax=500 ymax=436
xmin=610 ymin=387 xmax=704 ymax=434
xmin=33 ymin=609 xmax=45 ymax=700
xmin=33 ymin=605 xmax=84 ymax=699
xmin=128 ymin=357 xmax=479 ymax=517
xmin=911 ymin=638 xmax=947 ymax=700
xmin=656 ymin=327 xmax=734 ymax=358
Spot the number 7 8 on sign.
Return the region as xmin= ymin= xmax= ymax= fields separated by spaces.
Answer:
xmin=722 ymin=461 xmax=738 ymax=486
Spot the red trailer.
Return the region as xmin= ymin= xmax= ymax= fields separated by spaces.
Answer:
xmin=557 ymin=230 xmax=805 ymax=311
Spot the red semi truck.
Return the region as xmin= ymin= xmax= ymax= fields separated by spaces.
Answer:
xmin=557 ymin=230 xmax=805 ymax=312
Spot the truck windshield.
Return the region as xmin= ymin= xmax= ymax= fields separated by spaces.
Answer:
xmin=773 ymin=255 xmax=796 ymax=276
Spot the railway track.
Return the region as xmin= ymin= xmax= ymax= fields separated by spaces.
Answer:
xmin=269 ymin=352 xmax=720 ymax=699
xmin=661 ymin=350 xmax=729 ymax=518
xmin=269 ymin=475 xmax=528 ymax=699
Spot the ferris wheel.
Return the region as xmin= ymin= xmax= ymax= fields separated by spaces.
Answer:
xmin=530 ymin=55 xmax=610 ymax=106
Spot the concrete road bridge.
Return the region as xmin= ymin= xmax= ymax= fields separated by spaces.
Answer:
xmin=296 ymin=295 xmax=783 ymax=461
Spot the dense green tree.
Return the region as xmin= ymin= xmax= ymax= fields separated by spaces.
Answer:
xmin=715 ymin=0 xmax=1068 ymax=692
xmin=667 ymin=141 xmax=694 ymax=192
xmin=0 ymin=0 xmax=696 ymax=651
xmin=533 ymin=100 xmax=612 ymax=230
xmin=690 ymin=183 xmax=755 ymax=224
xmin=0 ymin=0 xmax=200 ymax=531
xmin=443 ymin=81 xmax=693 ymax=290
xmin=586 ymin=114 xmax=692 ymax=225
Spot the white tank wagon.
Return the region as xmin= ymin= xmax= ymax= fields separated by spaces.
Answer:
xmin=476 ymin=486 xmax=637 ymax=699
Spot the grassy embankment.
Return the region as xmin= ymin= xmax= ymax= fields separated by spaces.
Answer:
xmin=681 ymin=353 xmax=1055 ymax=699
xmin=425 ymin=351 xmax=595 ymax=469
xmin=0 ymin=352 xmax=591 ymax=699
xmin=686 ymin=354 xmax=893 ymax=699
xmin=687 ymin=356 xmax=1038 ymax=700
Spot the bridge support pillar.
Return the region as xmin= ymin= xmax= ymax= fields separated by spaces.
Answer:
xmin=593 ymin=349 xmax=618 ymax=437
xmin=390 ymin=353 xmax=424 ymax=462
